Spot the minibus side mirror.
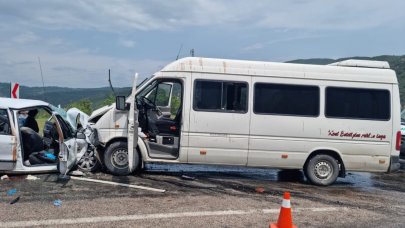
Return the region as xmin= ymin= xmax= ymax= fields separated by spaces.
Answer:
xmin=116 ymin=96 xmax=127 ymax=111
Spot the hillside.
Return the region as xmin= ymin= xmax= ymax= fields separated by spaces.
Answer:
xmin=0 ymin=84 xmax=131 ymax=109
xmin=1 ymin=55 xmax=404 ymax=109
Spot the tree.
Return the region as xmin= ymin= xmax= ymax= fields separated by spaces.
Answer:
xmin=100 ymin=94 xmax=116 ymax=107
xmin=65 ymin=99 xmax=93 ymax=115
xmin=171 ymin=95 xmax=181 ymax=115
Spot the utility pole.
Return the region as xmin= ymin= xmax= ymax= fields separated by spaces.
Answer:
xmin=38 ymin=57 xmax=46 ymax=101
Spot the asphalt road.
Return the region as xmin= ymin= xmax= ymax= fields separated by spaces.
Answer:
xmin=1 ymin=162 xmax=405 ymax=227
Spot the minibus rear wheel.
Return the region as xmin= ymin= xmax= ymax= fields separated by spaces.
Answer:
xmin=305 ymin=154 xmax=339 ymax=186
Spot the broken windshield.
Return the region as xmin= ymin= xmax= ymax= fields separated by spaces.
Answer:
xmin=50 ymin=105 xmax=75 ymax=133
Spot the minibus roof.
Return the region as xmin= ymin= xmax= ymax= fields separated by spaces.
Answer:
xmin=160 ymin=57 xmax=397 ymax=84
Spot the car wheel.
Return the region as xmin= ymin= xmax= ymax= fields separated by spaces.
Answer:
xmin=77 ymin=150 xmax=101 ymax=172
xmin=305 ymin=154 xmax=339 ymax=186
xmin=104 ymin=141 xmax=140 ymax=176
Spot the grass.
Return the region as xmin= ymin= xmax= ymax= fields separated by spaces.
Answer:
xmin=36 ymin=117 xmax=48 ymax=136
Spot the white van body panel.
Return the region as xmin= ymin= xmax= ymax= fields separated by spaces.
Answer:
xmin=187 ymin=72 xmax=251 ymax=165
xmin=91 ymin=57 xmax=400 ymax=174
xmin=94 ymin=109 xmax=128 ymax=144
xmin=248 ymin=77 xmax=393 ymax=171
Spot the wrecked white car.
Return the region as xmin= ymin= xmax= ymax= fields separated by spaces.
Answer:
xmin=0 ymin=98 xmax=99 ymax=174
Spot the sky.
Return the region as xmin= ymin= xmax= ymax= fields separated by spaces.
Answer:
xmin=0 ymin=0 xmax=404 ymax=88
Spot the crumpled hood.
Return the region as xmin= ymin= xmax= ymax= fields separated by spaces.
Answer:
xmin=88 ymin=105 xmax=113 ymax=123
xmin=66 ymin=108 xmax=90 ymax=130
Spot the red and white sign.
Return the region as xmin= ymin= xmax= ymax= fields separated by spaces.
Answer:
xmin=10 ymin=83 xmax=19 ymax=99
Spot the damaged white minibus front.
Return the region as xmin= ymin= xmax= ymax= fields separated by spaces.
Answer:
xmin=99 ymin=74 xmax=140 ymax=175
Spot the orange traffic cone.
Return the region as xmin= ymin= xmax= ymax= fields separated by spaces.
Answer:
xmin=270 ymin=192 xmax=297 ymax=228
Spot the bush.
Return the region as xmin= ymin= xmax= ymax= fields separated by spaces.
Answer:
xmin=65 ymin=99 xmax=93 ymax=115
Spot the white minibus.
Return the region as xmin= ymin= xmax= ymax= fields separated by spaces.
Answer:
xmin=88 ymin=57 xmax=401 ymax=186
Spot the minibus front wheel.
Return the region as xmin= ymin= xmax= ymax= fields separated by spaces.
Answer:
xmin=104 ymin=141 xmax=140 ymax=176
xmin=305 ymin=154 xmax=339 ymax=186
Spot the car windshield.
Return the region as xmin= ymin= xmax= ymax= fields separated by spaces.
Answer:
xmin=50 ymin=105 xmax=75 ymax=131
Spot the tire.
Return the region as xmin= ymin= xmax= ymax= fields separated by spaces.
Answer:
xmin=103 ymin=141 xmax=140 ymax=176
xmin=77 ymin=150 xmax=101 ymax=172
xmin=305 ymin=154 xmax=339 ymax=186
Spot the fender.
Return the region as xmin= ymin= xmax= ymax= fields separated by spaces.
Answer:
xmin=102 ymin=136 xmax=149 ymax=161
xmin=137 ymin=136 xmax=149 ymax=161
xmin=306 ymin=147 xmax=343 ymax=162
xmin=305 ymin=147 xmax=346 ymax=177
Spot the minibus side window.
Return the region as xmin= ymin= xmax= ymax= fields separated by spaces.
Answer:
xmin=0 ymin=109 xmax=11 ymax=135
xmin=193 ymin=80 xmax=248 ymax=113
xmin=253 ymin=83 xmax=319 ymax=116
xmin=325 ymin=87 xmax=390 ymax=120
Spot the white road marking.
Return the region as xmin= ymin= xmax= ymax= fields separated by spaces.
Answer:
xmin=69 ymin=176 xmax=166 ymax=193
xmin=0 ymin=207 xmax=342 ymax=227
xmin=307 ymin=207 xmax=343 ymax=212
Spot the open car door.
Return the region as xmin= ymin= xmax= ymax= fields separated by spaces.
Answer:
xmin=128 ymin=73 xmax=139 ymax=173
xmin=54 ymin=113 xmax=78 ymax=175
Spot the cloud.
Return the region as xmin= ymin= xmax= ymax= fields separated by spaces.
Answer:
xmin=0 ymin=42 xmax=167 ymax=88
xmin=12 ymin=32 xmax=39 ymax=44
xmin=0 ymin=0 xmax=404 ymax=32
xmin=0 ymin=0 xmax=404 ymax=88
xmin=118 ymin=38 xmax=136 ymax=48
xmin=255 ymin=0 xmax=405 ymax=30
xmin=241 ymin=34 xmax=326 ymax=53
xmin=242 ymin=43 xmax=265 ymax=51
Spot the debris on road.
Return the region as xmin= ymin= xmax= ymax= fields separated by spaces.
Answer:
xmin=26 ymin=175 xmax=39 ymax=180
xmin=53 ymin=199 xmax=62 ymax=207
xmin=7 ymin=189 xmax=17 ymax=196
xmin=69 ymin=170 xmax=85 ymax=176
xmin=181 ymin=175 xmax=196 ymax=181
xmin=70 ymin=176 xmax=166 ymax=193
xmin=0 ymin=175 xmax=27 ymax=180
xmin=255 ymin=187 xmax=265 ymax=193
xmin=10 ymin=196 xmax=20 ymax=205
xmin=8 ymin=175 xmax=27 ymax=181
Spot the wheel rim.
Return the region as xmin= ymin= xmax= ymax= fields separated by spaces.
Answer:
xmin=78 ymin=150 xmax=97 ymax=171
xmin=313 ymin=160 xmax=333 ymax=180
xmin=111 ymin=149 xmax=128 ymax=169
